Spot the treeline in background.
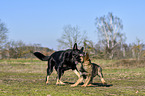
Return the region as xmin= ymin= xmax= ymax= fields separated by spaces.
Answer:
xmin=0 ymin=13 xmax=145 ymax=60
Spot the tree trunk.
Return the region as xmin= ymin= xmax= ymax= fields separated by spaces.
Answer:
xmin=123 ymin=48 xmax=126 ymax=57
xmin=132 ymin=48 xmax=135 ymax=58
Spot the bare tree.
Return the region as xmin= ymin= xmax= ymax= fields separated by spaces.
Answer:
xmin=0 ymin=20 xmax=8 ymax=47
xmin=132 ymin=38 xmax=144 ymax=60
xmin=122 ymin=43 xmax=128 ymax=58
xmin=95 ymin=12 xmax=125 ymax=59
xmin=0 ymin=19 xmax=8 ymax=59
xmin=57 ymin=25 xmax=87 ymax=49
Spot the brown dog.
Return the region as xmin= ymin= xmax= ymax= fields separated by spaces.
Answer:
xmin=71 ymin=53 xmax=106 ymax=87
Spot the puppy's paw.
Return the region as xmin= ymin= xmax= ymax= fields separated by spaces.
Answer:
xmin=71 ymin=84 xmax=77 ymax=87
xmin=81 ymin=84 xmax=87 ymax=87
xmin=87 ymin=84 xmax=93 ymax=86
xmin=101 ymin=78 xmax=106 ymax=84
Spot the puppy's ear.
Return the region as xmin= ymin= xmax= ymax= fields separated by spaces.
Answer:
xmin=73 ymin=43 xmax=78 ymax=50
xmin=85 ymin=53 xmax=90 ymax=61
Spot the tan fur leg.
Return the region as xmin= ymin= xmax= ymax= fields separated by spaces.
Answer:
xmin=87 ymin=84 xmax=93 ymax=86
xmin=56 ymin=79 xmax=65 ymax=85
xmin=81 ymin=76 xmax=91 ymax=87
xmin=56 ymin=79 xmax=60 ymax=85
xmin=73 ymin=70 xmax=80 ymax=78
xmin=59 ymin=80 xmax=65 ymax=84
xmin=71 ymin=77 xmax=83 ymax=87
xmin=101 ymin=78 xmax=106 ymax=84
xmin=46 ymin=76 xmax=49 ymax=84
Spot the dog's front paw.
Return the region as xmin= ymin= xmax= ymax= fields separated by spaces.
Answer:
xmin=101 ymin=78 xmax=106 ymax=84
xmin=71 ymin=84 xmax=77 ymax=87
xmin=46 ymin=81 xmax=49 ymax=85
xmin=81 ymin=84 xmax=87 ymax=87
xmin=87 ymin=84 xmax=93 ymax=86
xmin=60 ymin=81 xmax=65 ymax=85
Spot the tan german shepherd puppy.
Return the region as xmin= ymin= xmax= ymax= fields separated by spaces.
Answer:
xmin=71 ymin=53 xmax=106 ymax=87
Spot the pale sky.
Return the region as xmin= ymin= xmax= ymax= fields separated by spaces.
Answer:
xmin=0 ymin=0 xmax=145 ymax=50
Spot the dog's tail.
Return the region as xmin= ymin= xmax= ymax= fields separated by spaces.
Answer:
xmin=33 ymin=52 xmax=50 ymax=61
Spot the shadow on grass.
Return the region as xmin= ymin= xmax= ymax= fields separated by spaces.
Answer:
xmin=91 ymin=83 xmax=113 ymax=87
xmin=64 ymin=82 xmax=113 ymax=87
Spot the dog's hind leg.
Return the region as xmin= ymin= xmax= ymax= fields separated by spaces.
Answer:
xmin=101 ymin=78 xmax=106 ymax=84
xmin=98 ymin=67 xmax=106 ymax=84
xmin=46 ymin=59 xmax=54 ymax=84
xmin=46 ymin=76 xmax=49 ymax=84
xmin=46 ymin=67 xmax=52 ymax=84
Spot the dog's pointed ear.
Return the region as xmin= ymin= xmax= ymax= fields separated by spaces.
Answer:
xmin=86 ymin=53 xmax=89 ymax=61
xmin=84 ymin=53 xmax=89 ymax=61
xmin=73 ymin=43 xmax=78 ymax=50
xmin=80 ymin=47 xmax=84 ymax=52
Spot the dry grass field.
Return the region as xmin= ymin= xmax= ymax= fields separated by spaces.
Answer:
xmin=0 ymin=59 xmax=145 ymax=96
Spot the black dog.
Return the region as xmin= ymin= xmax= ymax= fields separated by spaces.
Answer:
xmin=34 ymin=43 xmax=84 ymax=85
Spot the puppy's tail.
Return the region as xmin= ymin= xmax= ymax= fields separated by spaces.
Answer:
xmin=33 ymin=52 xmax=49 ymax=61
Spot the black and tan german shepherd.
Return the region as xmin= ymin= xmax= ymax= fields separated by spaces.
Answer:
xmin=71 ymin=53 xmax=106 ymax=87
xmin=34 ymin=43 xmax=84 ymax=85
